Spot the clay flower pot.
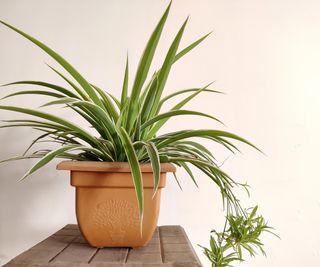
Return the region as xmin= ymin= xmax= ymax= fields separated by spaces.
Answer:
xmin=57 ymin=161 xmax=176 ymax=248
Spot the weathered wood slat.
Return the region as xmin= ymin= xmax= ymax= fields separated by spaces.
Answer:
xmin=4 ymin=224 xmax=202 ymax=267
xmin=159 ymin=226 xmax=201 ymax=265
xmin=90 ymin=248 xmax=128 ymax=264
xmin=7 ymin=235 xmax=76 ymax=266
xmin=50 ymin=242 xmax=98 ymax=264
xmin=126 ymin=227 xmax=162 ymax=264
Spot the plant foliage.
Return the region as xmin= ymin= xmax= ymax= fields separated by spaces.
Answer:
xmin=0 ymin=3 xmax=259 ymax=223
xmin=200 ymin=206 xmax=278 ymax=267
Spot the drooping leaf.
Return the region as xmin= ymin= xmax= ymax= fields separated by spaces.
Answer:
xmin=40 ymin=97 xmax=79 ymax=108
xmin=144 ymin=109 xmax=223 ymax=138
xmin=115 ymin=126 xmax=144 ymax=225
xmin=179 ymin=161 xmax=198 ymax=187
xmin=134 ymin=141 xmax=160 ymax=197
xmin=0 ymin=105 xmax=99 ymax=147
xmin=154 ymin=129 xmax=261 ymax=152
xmin=1 ymin=90 xmax=65 ymax=100
xmin=19 ymin=144 xmax=80 ymax=181
xmin=1 ymin=80 xmax=80 ymax=99
xmin=0 ymin=20 xmax=104 ymax=108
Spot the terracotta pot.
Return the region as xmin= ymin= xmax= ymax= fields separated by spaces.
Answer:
xmin=57 ymin=161 xmax=175 ymax=248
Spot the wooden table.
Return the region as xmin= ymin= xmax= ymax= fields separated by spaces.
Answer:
xmin=4 ymin=224 xmax=203 ymax=267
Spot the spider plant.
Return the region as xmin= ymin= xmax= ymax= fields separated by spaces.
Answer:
xmin=200 ymin=206 xmax=278 ymax=267
xmin=0 ymin=2 xmax=259 ymax=223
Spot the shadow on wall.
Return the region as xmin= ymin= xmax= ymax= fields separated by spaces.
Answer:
xmin=0 ymin=128 xmax=75 ymax=265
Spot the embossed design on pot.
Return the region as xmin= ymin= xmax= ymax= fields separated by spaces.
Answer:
xmin=93 ymin=199 xmax=139 ymax=242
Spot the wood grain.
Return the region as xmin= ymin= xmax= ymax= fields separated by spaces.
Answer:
xmin=4 ymin=225 xmax=202 ymax=267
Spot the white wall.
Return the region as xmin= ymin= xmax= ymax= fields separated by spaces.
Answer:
xmin=1 ymin=0 xmax=320 ymax=266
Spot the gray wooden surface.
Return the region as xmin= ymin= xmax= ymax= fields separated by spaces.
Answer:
xmin=4 ymin=224 xmax=203 ymax=267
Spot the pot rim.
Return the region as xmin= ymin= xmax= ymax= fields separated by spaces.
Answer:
xmin=57 ymin=160 xmax=176 ymax=173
